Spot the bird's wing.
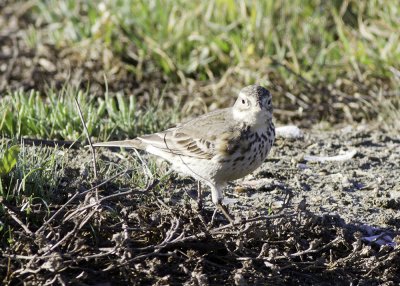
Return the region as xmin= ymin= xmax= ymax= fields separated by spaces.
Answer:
xmin=138 ymin=108 xmax=237 ymax=159
xmin=93 ymin=108 xmax=242 ymax=160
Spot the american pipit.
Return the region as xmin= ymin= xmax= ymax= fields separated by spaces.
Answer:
xmin=93 ymin=85 xmax=275 ymax=223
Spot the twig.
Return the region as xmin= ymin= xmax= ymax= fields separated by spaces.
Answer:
xmin=64 ymin=179 xmax=160 ymax=222
xmin=3 ymin=204 xmax=33 ymax=235
xmin=236 ymin=236 xmax=343 ymax=262
xmin=276 ymin=237 xmax=342 ymax=259
xmin=159 ymin=218 xmax=181 ymax=246
xmin=99 ymin=179 xmax=159 ymax=201
xmin=80 ymin=168 xmax=133 ymax=196
xmin=74 ymin=97 xmax=98 ymax=200
xmin=133 ymin=212 xmax=292 ymax=254
xmin=210 ymin=212 xmax=294 ymax=233
xmin=78 ymin=205 xmax=100 ymax=230
xmin=304 ymin=150 xmax=357 ymax=162
xmin=129 ymin=251 xmax=177 ymax=263
xmin=35 ymin=191 xmax=80 ymax=235
xmin=36 ymin=169 xmax=133 ymax=235
xmin=73 ymin=249 xmax=117 ymax=261
xmin=1 ymin=254 xmax=55 ymax=260
xmin=57 ymin=275 xmax=67 ymax=286
xmin=43 ymin=224 xmax=79 ymax=256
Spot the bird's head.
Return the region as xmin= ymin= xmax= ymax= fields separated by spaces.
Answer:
xmin=232 ymin=85 xmax=273 ymax=126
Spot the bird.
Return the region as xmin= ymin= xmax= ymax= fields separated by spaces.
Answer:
xmin=93 ymin=85 xmax=275 ymax=223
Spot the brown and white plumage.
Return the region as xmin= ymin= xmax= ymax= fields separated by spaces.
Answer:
xmin=93 ymin=85 xmax=275 ymax=222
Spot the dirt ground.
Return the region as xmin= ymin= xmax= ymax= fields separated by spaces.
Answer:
xmin=157 ymin=124 xmax=400 ymax=285
xmin=232 ymin=124 xmax=400 ymax=230
xmin=5 ymin=124 xmax=399 ymax=285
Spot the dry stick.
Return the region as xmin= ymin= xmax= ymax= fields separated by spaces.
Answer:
xmin=35 ymin=168 xmax=132 ymax=235
xmin=79 ymin=168 xmax=134 ymax=196
xmin=42 ymin=224 xmax=79 ymax=256
xmin=3 ymin=204 xmax=33 ymax=235
xmin=236 ymin=236 xmax=343 ymax=262
xmin=274 ymin=237 xmax=343 ymax=259
xmin=100 ymin=179 xmax=159 ymax=201
xmin=77 ymin=205 xmax=100 ymax=230
xmin=113 ymin=212 xmax=292 ymax=264
xmin=33 ymin=192 xmax=129 ymax=263
xmin=129 ymin=250 xmax=176 ymax=263
xmin=73 ymin=249 xmax=117 ymax=261
xmin=57 ymin=275 xmax=67 ymax=286
xmin=133 ymin=212 xmax=291 ymax=253
xmin=63 ymin=179 xmax=160 ymax=222
xmin=74 ymin=97 xmax=98 ymax=200
xmin=14 ymin=265 xmax=41 ymax=275
xmin=1 ymin=254 xmax=55 ymax=260
xmin=210 ymin=211 xmax=295 ymax=233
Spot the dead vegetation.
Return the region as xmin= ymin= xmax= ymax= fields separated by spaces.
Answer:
xmin=2 ymin=174 xmax=399 ymax=285
xmin=1 ymin=126 xmax=400 ymax=285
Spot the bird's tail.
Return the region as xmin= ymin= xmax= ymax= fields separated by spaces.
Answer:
xmin=92 ymin=139 xmax=145 ymax=149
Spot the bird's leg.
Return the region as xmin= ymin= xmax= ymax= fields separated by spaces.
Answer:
xmin=197 ymin=181 xmax=203 ymax=210
xmin=211 ymin=185 xmax=235 ymax=224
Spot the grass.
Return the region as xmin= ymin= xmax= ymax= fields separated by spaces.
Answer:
xmin=1 ymin=0 xmax=397 ymax=130
xmin=0 ymin=85 xmax=179 ymax=141
xmin=0 ymin=137 xmax=172 ymax=240
xmin=0 ymin=80 xmax=178 ymax=244
xmin=24 ymin=0 xmax=399 ymax=83
xmin=0 ymin=144 xmax=63 ymax=202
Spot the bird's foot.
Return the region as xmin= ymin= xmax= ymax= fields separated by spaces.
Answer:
xmin=216 ymin=202 xmax=235 ymax=225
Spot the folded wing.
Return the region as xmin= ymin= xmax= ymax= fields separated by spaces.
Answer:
xmin=94 ymin=108 xmax=237 ymax=160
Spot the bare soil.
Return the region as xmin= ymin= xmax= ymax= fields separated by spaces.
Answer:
xmin=234 ymin=124 xmax=400 ymax=230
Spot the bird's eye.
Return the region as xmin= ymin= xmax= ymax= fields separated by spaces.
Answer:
xmin=241 ymin=99 xmax=246 ymax=104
